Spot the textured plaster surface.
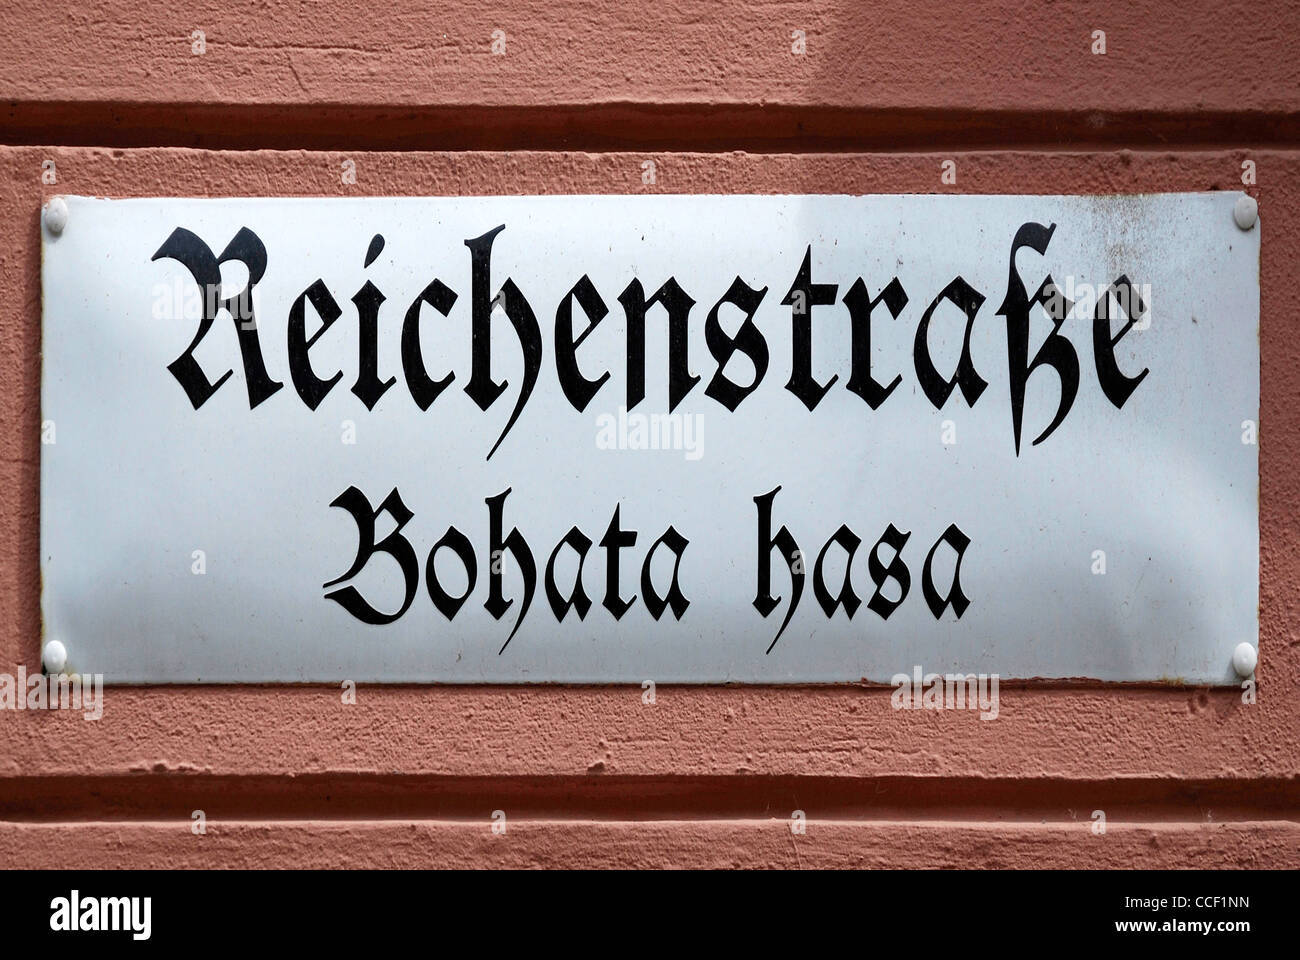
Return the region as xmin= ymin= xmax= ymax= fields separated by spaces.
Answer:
xmin=0 ymin=0 xmax=1295 ymax=867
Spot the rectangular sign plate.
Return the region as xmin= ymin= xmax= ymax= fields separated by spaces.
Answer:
xmin=41 ymin=193 xmax=1258 ymax=683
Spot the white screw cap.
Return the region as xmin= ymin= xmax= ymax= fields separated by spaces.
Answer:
xmin=42 ymin=639 xmax=68 ymax=674
xmin=1231 ymin=641 xmax=1257 ymax=678
xmin=43 ymin=197 xmax=69 ymax=235
xmin=1233 ymin=195 xmax=1258 ymax=230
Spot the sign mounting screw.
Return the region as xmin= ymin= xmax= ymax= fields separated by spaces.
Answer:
xmin=42 ymin=639 xmax=68 ymax=675
xmin=1232 ymin=195 xmax=1258 ymax=231
xmin=43 ymin=197 xmax=69 ymax=236
xmin=1231 ymin=641 xmax=1257 ymax=678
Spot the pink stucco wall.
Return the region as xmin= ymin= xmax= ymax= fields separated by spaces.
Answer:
xmin=1 ymin=1 xmax=1296 ymax=867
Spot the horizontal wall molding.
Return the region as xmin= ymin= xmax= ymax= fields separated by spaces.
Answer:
xmin=7 ymin=819 xmax=1298 ymax=869
xmin=5 ymin=102 xmax=1300 ymax=152
xmin=3 ymin=774 xmax=1298 ymax=824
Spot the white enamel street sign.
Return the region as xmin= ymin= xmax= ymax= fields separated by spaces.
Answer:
xmin=40 ymin=194 xmax=1259 ymax=683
